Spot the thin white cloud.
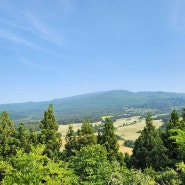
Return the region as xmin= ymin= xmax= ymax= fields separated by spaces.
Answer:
xmin=0 ymin=18 xmax=33 ymax=32
xmin=19 ymin=58 xmax=52 ymax=72
xmin=0 ymin=29 xmax=39 ymax=49
xmin=0 ymin=29 xmax=62 ymax=55
xmin=26 ymin=13 xmax=64 ymax=46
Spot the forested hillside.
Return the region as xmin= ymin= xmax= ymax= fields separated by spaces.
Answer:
xmin=1 ymin=90 xmax=185 ymax=124
xmin=1 ymin=105 xmax=185 ymax=184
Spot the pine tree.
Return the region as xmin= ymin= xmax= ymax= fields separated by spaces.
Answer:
xmin=163 ymin=109 xmax=185 ymax=166
xmin=0 ymin=111 xmax=17 ymax=160
xmin=166 ymin=109 xmax=180 ymax=131
xmin=98 ymin=118 xmax=119 ymax=162
xmin=28 ymin=127 xmax=38 ymax=146
xmin=76 ymin=117 xmax=97 ymax=150
xmin=39 ymin=104 xmax=61 ymax=159
xmin=131 ymin=113 xmax=168 ymax=170
xmin=64 ymin=124 xmax=78 ymax=159
xmin=15 ymin=123 xmax=30 ymax=152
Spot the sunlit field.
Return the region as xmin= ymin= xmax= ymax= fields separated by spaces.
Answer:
xmin=58 ymin=116 xmax=163 ymax=154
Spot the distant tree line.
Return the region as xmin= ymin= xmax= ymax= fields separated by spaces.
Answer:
xmin=1 ymin=105 xmax=185 ymax=184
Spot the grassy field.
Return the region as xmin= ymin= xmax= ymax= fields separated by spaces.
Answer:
xmin=115 ymin=116 xmax=163 ymax=141
xmin=58 ymin=121 xmax=102 ymax=136
xmin=114 ymin=116 xmax=163 ymax=154
xmin=58 ymin=116 xmax=163 ymax=154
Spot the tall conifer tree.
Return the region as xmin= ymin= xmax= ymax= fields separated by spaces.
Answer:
xmin=0 ymin=111 xmax=17 ymax=160
xmin=64 ymin=124 xmax=77 ymax=159
xmin=39 ymin=104 xmax=61 ymax=159
xmin=131 ymin=114 xmax=168 ymax=170
xmin=28 ymin=127 xmax=38 ymax=146
xmin=98 ymin=118 xmax=119 ymax=162
xmin=164 ymin=109 xmax=185 ymax=165
xmin=76 ymin=117 xmax=97 ymax=149
xmin=15 ymin=123 xmax=30 ymax=152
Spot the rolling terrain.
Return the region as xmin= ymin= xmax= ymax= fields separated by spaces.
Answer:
xmin=0 ymin=90 xmax=185 ymax=124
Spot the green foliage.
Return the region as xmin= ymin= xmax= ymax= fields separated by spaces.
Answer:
xmin=124 ymin=140 xmax=134 ymax=148
xmin=124 ymin=152 xmax=131 ymax=169
xmin=182 ymin=108 xmax=185 ymax=121
xmin=155 ymin=168 xmax=182 ymax=185
xmin=122 ymin=169 xmax=155 ymax=185
xmin=131 ymin=113 xmax=168 ymax=170
xmin=170 ymin=129 xmax=185 ymax=160
xmin=176 ymin=162 xmax=185 ymax=184
xmin=0 ymin=111 xmax=17 ymax=160
xmin=15 ymin=123 xmax=39 ymax=153
xmin=98 ymin=118 xmax=119 ymax=162
xmin=76 ymin=117 xmax=97 ymax=150
xmin=64 ymin=124 xmax=78 ymax=159
xmin=80 ymin=117 xmax=95 ymax=135
xmin=2 ymin=105 xmax=185 ymax=184
xmin=144 ymin=167 xmax=182 ymax=185
xmin=163 ymin=109 xmax=185 ymax=166
xmin=15 ymin=122 xmax=30 ymax=152
xmin=109 ymin=164 xmax=156 ymax=185
xmin=0 ymin=145 xmax=78 ymax=185
xmin=166 ymin=109 xmax=180 ymax=131
xmin=39 ymin=104 xmax=61 ymax=159
xmin=108 ymin=161 xmax=125 ymax=185
xmin=69 ymin=144 xmax=111 ymax=185
xmin=64 ymin=118 xmax=97 ymax=160
xmin=28 ymin=127 xmax=38 ymax=146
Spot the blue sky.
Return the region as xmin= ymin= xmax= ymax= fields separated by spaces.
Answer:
xmin=1 ymin=0 xmax=185 ymax=104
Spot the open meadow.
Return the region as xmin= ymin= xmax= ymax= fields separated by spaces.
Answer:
xmin=58 ymin=116 xmax=163 ymax=154
xmin=115 ymin=116 xmax=163 ymax=140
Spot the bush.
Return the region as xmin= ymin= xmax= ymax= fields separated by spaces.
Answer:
xmin=124 ymin=140 xmax=134 ymax=148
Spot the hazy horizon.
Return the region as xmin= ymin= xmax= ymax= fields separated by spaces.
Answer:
xmin=1 ymin=89 xmax=185 ymax=105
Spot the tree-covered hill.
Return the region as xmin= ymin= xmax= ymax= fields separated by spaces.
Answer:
xmin=1 ymin=90 xmax=185 ymax=124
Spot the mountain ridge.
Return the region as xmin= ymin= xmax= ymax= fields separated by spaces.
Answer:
xmin=1 ymin=90 xmax=185 ymax=124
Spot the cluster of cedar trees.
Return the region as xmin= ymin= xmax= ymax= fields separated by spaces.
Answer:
xmin=1 ymin=105 xmax=185 ymax=184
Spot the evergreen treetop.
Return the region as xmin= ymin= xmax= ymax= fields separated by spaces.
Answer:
xmin=0 ymin=111 xmax=17 ymax=160
xmin=39 ymin=104 xmax=61 ymax=160
xmin=131 ymin=113 xmax=168 ymax=170
xmin=98 ymin=118 xmax=119 ymax=162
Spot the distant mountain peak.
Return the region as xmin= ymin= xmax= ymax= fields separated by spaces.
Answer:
xmin=1 ymin=89 xmax=185 ymax=124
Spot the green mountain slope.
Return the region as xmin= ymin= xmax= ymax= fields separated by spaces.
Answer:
xmin=1 ymin=90 xmax=185 ymax=124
